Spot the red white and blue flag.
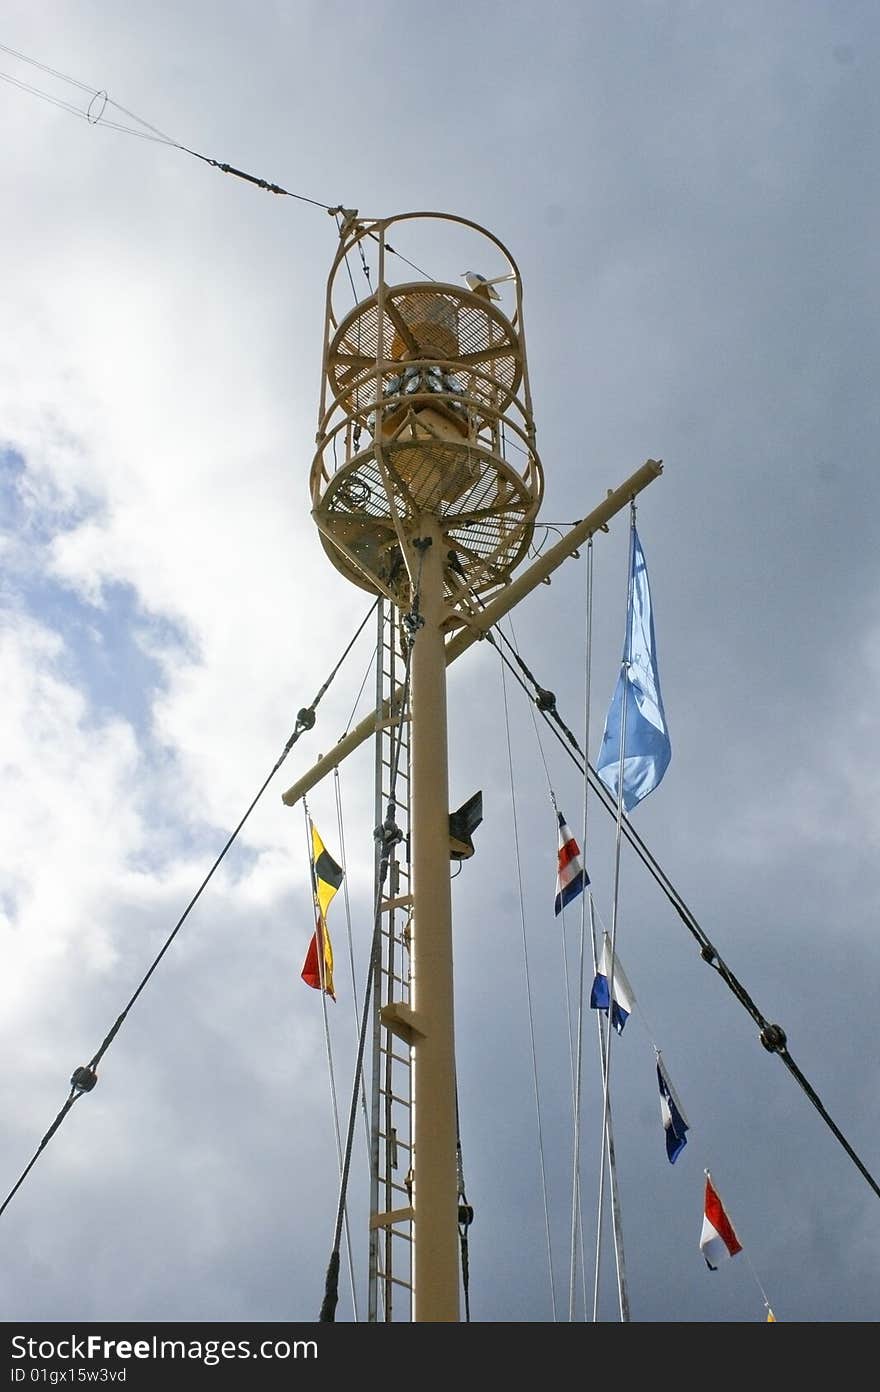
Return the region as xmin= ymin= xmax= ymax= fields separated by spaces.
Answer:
xmin=554 ymin=811 xmax=588 ymax=915
xmin=700 ymin=1172 xmax=742 ymax=1270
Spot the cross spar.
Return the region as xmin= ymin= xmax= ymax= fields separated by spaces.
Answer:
xmin=281 ymin=456 xmax=663 ymax=808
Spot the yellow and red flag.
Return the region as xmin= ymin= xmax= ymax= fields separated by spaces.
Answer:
xmin=301 ymin=823 xmax=343 ymax=1000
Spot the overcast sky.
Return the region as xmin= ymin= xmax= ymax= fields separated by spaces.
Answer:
xmin=2 ymin=1 xmax=879 ymax=1328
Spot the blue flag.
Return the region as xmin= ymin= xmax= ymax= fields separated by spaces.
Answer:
xmin=590 ymin=933 xmax=635 ymax=1035
xmin=596 ymin=527 xmax=671 ymax=812
xmin=656 ymin=1053 xmax=689 ymax=1164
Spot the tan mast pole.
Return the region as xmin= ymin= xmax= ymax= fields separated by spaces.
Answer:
xmin=404 ymin=519 xmax=460 ymax=1320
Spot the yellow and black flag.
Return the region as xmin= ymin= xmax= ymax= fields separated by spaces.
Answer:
xmin=301 ymin=822 xmax=344 ymax=999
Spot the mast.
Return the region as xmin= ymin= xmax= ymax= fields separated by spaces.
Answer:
xmin=405 ymin=517 xmax=458 ymax=1317
xmin=287 ymin=209 xmax=662 ymax=1320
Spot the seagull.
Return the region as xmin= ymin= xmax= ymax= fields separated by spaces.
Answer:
xmin=462 ymin=270 xmax=513 ymax=301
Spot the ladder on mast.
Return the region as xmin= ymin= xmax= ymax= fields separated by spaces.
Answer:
xmin=368 ymin=598 xmax=414 ymax=1321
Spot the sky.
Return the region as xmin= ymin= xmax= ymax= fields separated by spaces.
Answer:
xmin=1 ymin=0 xmax=879 ymax=1329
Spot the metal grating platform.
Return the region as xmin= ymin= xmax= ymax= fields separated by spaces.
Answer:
xmin=328 ymin=283 xmax=522 ymax=423
xmin=314 ymin=440 xmax=536 ymax=603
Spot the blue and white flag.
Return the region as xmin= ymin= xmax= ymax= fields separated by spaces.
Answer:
xmin=554 ymin=811 xmax=589 ymax=916
xmin=656 ymin=1053 xmax=689 ymax=1164
xmin=596 ymin=527 xmax=671 ymax=813
xmin=590 ymin=933 xmax=634 ymax=1035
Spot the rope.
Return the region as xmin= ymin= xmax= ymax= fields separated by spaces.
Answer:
xmin=334 ymin=210 xmax=368 ymax=464
xmin=318 ymin=700 xmax=409 ymax=1321
xmin=502 ymin=615 xmax=590 ymax=1317
xmin=333 ymin=764 xmax=379 ymax=1280
xmin=318 ymin=553 xmax=425 ymax=1321
xmin=593 ymin=503 xmax=636 ymax=1324
xmin=505 ymin=607 xmax=622 ymax=1325
xmin=547 ymin=786 xmax=582 ymax=1303
xmin=337 ymin=213 xmax=366 ymax=304
xmin=302 ymin=799 xmax=359 ymax=1321
xmin=366 ymin=231 xmax=434 ymax=282
xmin=455 ymin=1093 xmax=474 ymax=1323
xmin=499 ymin=654 xmax=558 ymax=1320
xmin=0 ymin=600 xmax=378 ymax=1223
xmin=590 ymin=990 xmax=630 ymax=1323
xmin=356 ymin=239 xmax=372 ymax=289
xmin=569 ymin=539 xmax=594 ymax=1323
xmin=339 ymin=643 xmax=379 ymax=738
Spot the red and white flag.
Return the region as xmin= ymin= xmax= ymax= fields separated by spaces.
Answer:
xmin=700 ymin=1171 xmax=742 ymax=1270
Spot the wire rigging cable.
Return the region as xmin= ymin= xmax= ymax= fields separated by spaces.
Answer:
xmin=455 ymin=1094 xmax=474 ymax=1322
xmin=503 ymin=616 xmax=587 ymax=1318
xmin=569 ymin=539 xmax=593 ymax=1323
xmin=317 ymin=551 xmax=425 ymax=1322
xmin=333 ymin=763 xmax=382 ymax=1313
xmin=591 ymin=506 xmax=636 ymax=1325
xmin=499 ymin=653 xmax=559 ymax=1321
xmin=302 ymin=797 xmax=360 ymax=1321
xmin=0 ymin=39 xmax=460 ymax=283
xmin=0 ymin=598 xmax=378 ymax=1223
xmin=505 ymin=599 xmax=623 ymax=1324
xmin=0 ymin=41 xmax=337 ymax=209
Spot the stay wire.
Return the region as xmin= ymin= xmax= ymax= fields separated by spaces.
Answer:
xmin=455 ymin=1088 xmax=473 ymax=1322
xmin=0 ymin=41 xmax=99 ymax=93
xmin=0 ymin=41 xmax=336 ymax=208
xmin=502 ymin=616 xmax=588 ymax=1316
xmin=319 ymin=552 xmax=425 ymax=1321
xmin=333 ymin=765 xmax=378 ymax=1238
xmin=337 ymin=212 xmax=365 ymax=304
xmin=506 ymin=670 xmax=581 ymax=1309
xmin=570 ymin=540 xmax=593 ymax=1322
xmin=302 ymin=798 xmax=360 ymax=1322
xmin=481 ymin=620 xmax=880 ymax=1204
xmin=185 ymin=147 xmax=334 ymax=208
xmin=339 ymin=643 xmax=378 ymax=738
xmin=499 ymin=653 xmax=558 ymax=1320
xmin=0 ymin=598 xmax=378 ymax=1223
xmin=0 ymin=71 xmax=108 ymax=126
xmin=366 ymin=231 xmax=434 ymax=282
xmin=592 ymin=504 xmax=636 ymax=1324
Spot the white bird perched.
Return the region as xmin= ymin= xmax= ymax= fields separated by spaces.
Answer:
xmin=461 ymin=269 xmax=514 ymax=301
